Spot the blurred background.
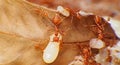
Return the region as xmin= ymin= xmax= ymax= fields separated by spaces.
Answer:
xmin=27 ymin=0 xmax=120 ymax=20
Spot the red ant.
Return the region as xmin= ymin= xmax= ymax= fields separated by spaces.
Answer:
xmin=34 ymin=12 xmax=63 ymax=63
xmin=34 ymin=13 xmax=62 ymax=48
xmin=94 ymin=16 xmax=103 ymax=39
xmin=51 ymin=14 xmax=62 ymax=42
xmin=65 ymin=7 xmax=81 ymax=19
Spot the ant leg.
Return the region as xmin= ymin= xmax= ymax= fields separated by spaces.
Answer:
xmin=34 ymin=43 xmax=41 ymax=49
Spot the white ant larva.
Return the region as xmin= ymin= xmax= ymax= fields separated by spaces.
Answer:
xmin=79 ymin=10 xmax=93 ymax=16
xmin=43 ymin=33 xmax=62 ymax=63
xmin=57 ymin=6 xmax=70 ymax=17
xmin=89 ymin=38 xmax=105 ymax=49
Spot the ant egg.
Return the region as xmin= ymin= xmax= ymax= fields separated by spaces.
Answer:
xmin=43 ymin=33 xmax=62 ymax=63
xmin=57 ymin=6 xmax=70 ymax=17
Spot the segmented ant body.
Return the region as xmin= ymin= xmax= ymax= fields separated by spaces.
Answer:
xmin=43 ymin=14 xmax=63 ymax=63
